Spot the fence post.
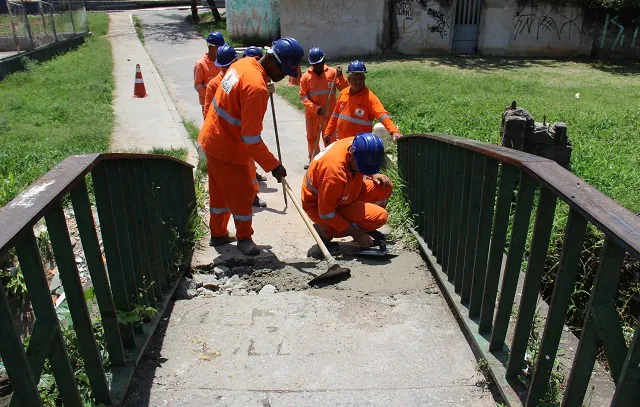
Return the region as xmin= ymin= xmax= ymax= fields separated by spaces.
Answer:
xmin=82 ymin=0 xmax=88 ymax=33
xmin=48 ymin=2 xmax=57 ymax=42
xmin=69 ymin=3 xmax=76 ymax=34
xmin=19 ymin=0 xmax=36 ymax=49
xmin=37 ymin=1 xmax=47 ymax=38
xmin=6 ymin=0 xmax=21 ymax=52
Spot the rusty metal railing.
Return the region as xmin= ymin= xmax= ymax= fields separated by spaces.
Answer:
xmin=397 ymin=133 xmax=640 ymax=407
xmin=0 ymin=153 xmax=195 ymax=406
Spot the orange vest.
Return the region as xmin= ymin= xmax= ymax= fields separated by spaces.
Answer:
xmin=194 ymin=53 xmax=220 ymax=105
xmin=198 ymin=57 xmax=280 ymax=172
xmin=299 ymin=66 xmax=348 ymax=117
xmin=203 ymin=71 xmax=224 ymax=120
xmin=324 ymin=87 xmax=399 ymax=140
xmin=301 ymin=137 xmax=363 ymax=233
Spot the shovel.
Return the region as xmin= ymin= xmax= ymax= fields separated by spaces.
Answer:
xmin=281 ymin=178 xmax=351 ymax=285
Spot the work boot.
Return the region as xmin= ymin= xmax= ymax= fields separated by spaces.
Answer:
xmin=253 ymin=195 xmax=267 ymax=208
xmin=209 ymin=234 xmax=235 ymax=247
xmin=256 ymin=173 xmax=267 ymax=182
xmin=313 ymin=224 xmax=340 ymax=254
xmin=237 ymin=239 xmax=259 ymax=256
xmin=304 ymin=164 xmax=309 ymax=170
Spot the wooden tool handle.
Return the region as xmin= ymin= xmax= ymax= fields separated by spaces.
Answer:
xmin=281 ymin=178 xmax=334 ymax=263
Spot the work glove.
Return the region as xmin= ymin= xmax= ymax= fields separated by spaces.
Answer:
xmin=271 ymin=164 xmax=287 ymax=183
xmin=317 ymin=106 xmax=326 ymax=117
xmin=336 ymin=66 xmax=343 ymax=77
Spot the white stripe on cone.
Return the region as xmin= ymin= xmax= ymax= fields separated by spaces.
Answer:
xmin=135 ymin=78 xmax=144 ymax=83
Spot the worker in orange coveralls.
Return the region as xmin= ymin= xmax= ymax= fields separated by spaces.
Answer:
xmin=198 ymin=37 xmax=304 ymax=255
xmin=299 ymin=47 xmax=348 ymax=169
xmin=203 ymin=45 xmax=271 ymax=208
xmin=323 ymin=60 xmax=403 ymax=145
xmin=301 ymin=133 xmax=392 ymax=252
xmin=194 ymin=32 xmax=224 ymax=118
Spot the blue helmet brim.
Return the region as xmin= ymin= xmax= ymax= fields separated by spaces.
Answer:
xmin=283 ymin=65 xmax=300 ymax=77
xmin=354 ymin=157 xmax=381 ymax=175
xmin=308 ymin=55 xmax=325 ymax=65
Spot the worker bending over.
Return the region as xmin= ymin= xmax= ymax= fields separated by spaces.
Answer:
xmin=324 ymin=60 xmax=402 ymax=144
xmin=301 ymin=133 xmax=392 ymax=250
xmin=194 ymin=32 xmax=225 ymax=119
xmin=198 ymin=37 xmax=304 ymax=255
xmin=299 ymin=47 xmax=348 ymax=168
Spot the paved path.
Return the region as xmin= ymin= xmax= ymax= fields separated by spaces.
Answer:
xmin=118 ymin=9 xmax=497 ymax=406
xmin=108 ymin=12 xmax=196 ymax=162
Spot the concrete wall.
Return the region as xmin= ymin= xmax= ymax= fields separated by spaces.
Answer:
xmin=226 ymin=0 xmax=280 ymax=42
xmin=478 ymin=0 xmax=593 ymax=57
xmin=392 ymin=0 xmax=454 ymax=54
xmin=592 ymin=11 xmax=640 ymax=59
xmin=280 ymin=0 xmax=387 ymax=58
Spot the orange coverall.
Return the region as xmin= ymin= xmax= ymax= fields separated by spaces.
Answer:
xmin=194 ymin=53 xmax=220 ymax=107
xmin=301 ymin=137 xmax=392 ymax=239
xmin=324 ymin=86 xmax=399 ymax=142
xmin=198 ymin=57 xmax=280 ymax=240
xmin=203 ymin=71 xmax=260 ymax=195
xmin=299 ymin=66 xmax=348 ymax=159
xmin=203 ymin=71 xmax=223 ymax=120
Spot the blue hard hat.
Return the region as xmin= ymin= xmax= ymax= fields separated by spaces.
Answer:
xmin=206 ymin=32 xmax=225 ymax=47
xmin=215 ymin=44 xmax=237 ymax=67
xmin=352 ymin=133 xmax=384 ymax=175
xmin=308 ymin=47 xmax=325 ymax=65
xmin=271 ymin=37 xmax=304 ymax=77
xmin=244 ymin=46 xmax=263 ymax=58
xmin=347 ymin=60 xmax=367 ymax=73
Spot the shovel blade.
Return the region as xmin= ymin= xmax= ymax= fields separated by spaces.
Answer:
xmin=308 ymin=263 xmax=351 ymax=286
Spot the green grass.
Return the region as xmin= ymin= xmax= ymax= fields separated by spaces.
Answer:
xmin=132 ymin=15 xmax=144 ymax=44
xmin=183 ymin=119 xmax=200 ymax=142
xmin=0 ymin=13 xmax=113 ymax=207
xmin=150 ymin=147 xmax=188 ymax=162
xmin=187 ymin=12 xmax=268 ymax=47
xmin=277 ymin=58 xmax=640 ymax=214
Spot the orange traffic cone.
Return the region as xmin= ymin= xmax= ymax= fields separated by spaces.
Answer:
xmin=133 ymin=64 xmax=148 ymax=98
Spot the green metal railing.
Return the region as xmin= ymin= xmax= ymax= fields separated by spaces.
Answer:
xmin=398 ymin=134 xmax=640 ymax=407
xmin=0 ymin=153 xmax=196 ymax=406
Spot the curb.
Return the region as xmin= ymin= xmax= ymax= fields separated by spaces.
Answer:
xmin=127 ymin=13 xmax=199 ymax=168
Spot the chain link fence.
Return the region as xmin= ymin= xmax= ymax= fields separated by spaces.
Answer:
xmin=1 ymin=0 xmax=88 ymax=57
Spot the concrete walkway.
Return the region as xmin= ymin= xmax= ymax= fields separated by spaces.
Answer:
xmin=107 ymin=12 xmax=196 ymax=163
xmin=118 ymin=9 xmax=497 ymax=406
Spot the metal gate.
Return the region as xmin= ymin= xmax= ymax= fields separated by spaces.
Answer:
xmin=451 ymin=0 xmax=482 ymax=54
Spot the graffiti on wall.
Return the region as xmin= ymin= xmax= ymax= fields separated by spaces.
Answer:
xmin=228 ymin=0 xmax=280 ymax=39
xmin=395 ymin=0 xmax=450 ymax=47
xmin=283 ymin=0 xmax=361 ymax=35
xmin=599 ymin=14 xmax=640 ymax=51
xmin=512 ymin=2 xmax=582 ymax=41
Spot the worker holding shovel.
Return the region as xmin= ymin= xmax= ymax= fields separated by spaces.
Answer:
xmin=299 ymin=47 xmax=348 ymax=169
xmin=198 ymin=37 xmax=304 ymax=255
xmin=301 ymin=133 xmax=392 ymax=252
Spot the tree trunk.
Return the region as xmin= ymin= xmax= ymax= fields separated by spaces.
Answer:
xmin=206 ymin=0 xmax=223 ymax=22
xmin=190 ymin=0 xmax=199 ymax=23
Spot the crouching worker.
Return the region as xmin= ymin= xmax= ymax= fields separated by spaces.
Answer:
xmin=301 ymin=132 xmax=392 ymax=250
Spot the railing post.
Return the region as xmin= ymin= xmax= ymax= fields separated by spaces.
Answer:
xmin=446 ymin=147 xmax=466 ymax=282
xmin=489 ymin=172 xmax=536 ymax=351
xmin=564 ymin=237 xmax=626 ymax=407
xmin=505 ymin=187 xmax=557 ymax=378
xmin=0 ymin=280 xmax=42 ymax=406
xmin=612 ymin=316 xmax=640 ymax=406
xmin=45 ymin=202 xmax=112 ymax=404
xmin=526 ymin=209 xmax=588 ymax=406
xmin=48 ymin=2 xmax=57 ymax=42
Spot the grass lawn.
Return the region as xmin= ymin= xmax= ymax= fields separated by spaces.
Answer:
xmin=187 ymin=11 xmax=269 ymax=48
xmin=0 ymin=13 xmax=113 ymax=207
xmin=277 ymin=58 xmax=640 ymax=215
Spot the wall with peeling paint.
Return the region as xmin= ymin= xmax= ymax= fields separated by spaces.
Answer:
xmin=226 ymin=0 xmax=280 ymax=42
xmin=392 ymin=0 xmax=454 ymax=54
xmin=478 ymin=0 xmax=595 ymax=57
xmin=280 ymin=0 xmax=387 ymax=58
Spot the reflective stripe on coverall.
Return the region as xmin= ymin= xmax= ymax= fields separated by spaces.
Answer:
xmin=194 ymin=53 xmax=220 ymax=106
xmin=198 ymin=57 xmax=280 ymax=239
xmin=324 ymin=86 xmax=399 ymax=142
xmin=301 ymin=137 xmax=392 ymax=239
xmin=299 ymin=66 xmax=348 ymax=159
